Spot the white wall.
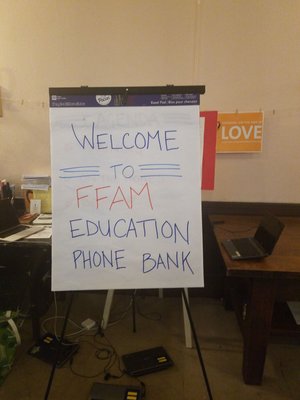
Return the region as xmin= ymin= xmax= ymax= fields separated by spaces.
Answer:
xmin=199 ymin=0 xmax=300 ymax=203
xmin=1 ymin=0 xmax=299 ymax=203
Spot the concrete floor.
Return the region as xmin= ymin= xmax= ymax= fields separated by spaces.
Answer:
xmin=0 ymin=292 xmax=300 ymax=400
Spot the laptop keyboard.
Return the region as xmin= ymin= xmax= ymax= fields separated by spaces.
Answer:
xmin=233 ymin=238 xmax=261 ymax=256
xmin=0 ymin=225 xmax=28 ymax=238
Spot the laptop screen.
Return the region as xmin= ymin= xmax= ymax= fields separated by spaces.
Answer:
xmin=254 ymin=214 xmax=284 ymax=255
xmin=0 ymin=199 xmax=20 ymax=231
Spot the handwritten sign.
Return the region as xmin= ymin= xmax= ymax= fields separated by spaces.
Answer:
xmin=49 ymin=90 xmax=204 ymax=291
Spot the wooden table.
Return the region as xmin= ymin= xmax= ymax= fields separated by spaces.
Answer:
xmin=210 ymin=214 xmax=300 ymax=385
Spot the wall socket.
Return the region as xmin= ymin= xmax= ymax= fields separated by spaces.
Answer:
xmin=30 ymin=199 xmax=41 ymax=214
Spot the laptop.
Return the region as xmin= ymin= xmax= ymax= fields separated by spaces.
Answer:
xmin=0 ymin=199 xmax=44 ymax=242
xmin=122 ymin=346 xmax=173 ymax=376
xmin=222 ymin=214 xmax=284 ymax=260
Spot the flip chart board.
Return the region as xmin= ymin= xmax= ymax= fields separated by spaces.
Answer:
xmin=49 ymin=86 xmax=205 ymax=291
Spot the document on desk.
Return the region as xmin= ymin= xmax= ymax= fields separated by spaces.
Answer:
xmin=26 ymin=226 xmax=52 ymax=239
xmin=32 ymin=214 xmax=52 ymax=225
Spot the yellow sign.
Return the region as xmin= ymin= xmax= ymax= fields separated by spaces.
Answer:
xmin=216 ymin=112 xmax=264 ymax=153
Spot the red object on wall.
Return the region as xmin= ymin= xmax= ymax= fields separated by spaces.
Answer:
xmin=200 ymin=111 xmax=217 ymax=190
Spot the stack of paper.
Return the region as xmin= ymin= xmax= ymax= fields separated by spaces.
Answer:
xmin=21 ymin=175 xmax=51 ymax=191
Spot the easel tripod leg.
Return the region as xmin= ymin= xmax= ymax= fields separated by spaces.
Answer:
xmin=182 ymin=288 xmax=192 ymax=348
xmin=101 ymin=289 xmax=114 ymax=330
xmin=44 ymin=291 xmax=74 ymax=400
xmin=181 ymin=289 xmax=213 ymax=400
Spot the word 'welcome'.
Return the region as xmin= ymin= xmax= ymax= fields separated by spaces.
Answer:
xmin=71 ymin=123 xmax=179 ymax=151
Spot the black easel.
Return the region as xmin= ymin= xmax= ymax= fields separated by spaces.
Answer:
xmin=46 ymin=84 xmax=208 ymax=399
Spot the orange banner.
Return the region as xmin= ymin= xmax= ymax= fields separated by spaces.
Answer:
xmin=216 ymin=112 xmax=264 ymax=153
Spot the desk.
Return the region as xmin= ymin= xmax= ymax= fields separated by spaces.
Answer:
xmin=0 ymin=239 xmax=51 ymax=340
xmin=210 ymin=214 xmax=300 ymax=385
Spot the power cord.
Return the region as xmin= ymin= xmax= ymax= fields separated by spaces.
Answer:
xmin=41 ymin=292 xmax=98 ymax=339
xmin=68 ymin=328 xmax=146 ymax=398
xmin=96 ymin=330 xmax=146 ymax=398
xmin=67 ymin=329 xmax=122 ymax=379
